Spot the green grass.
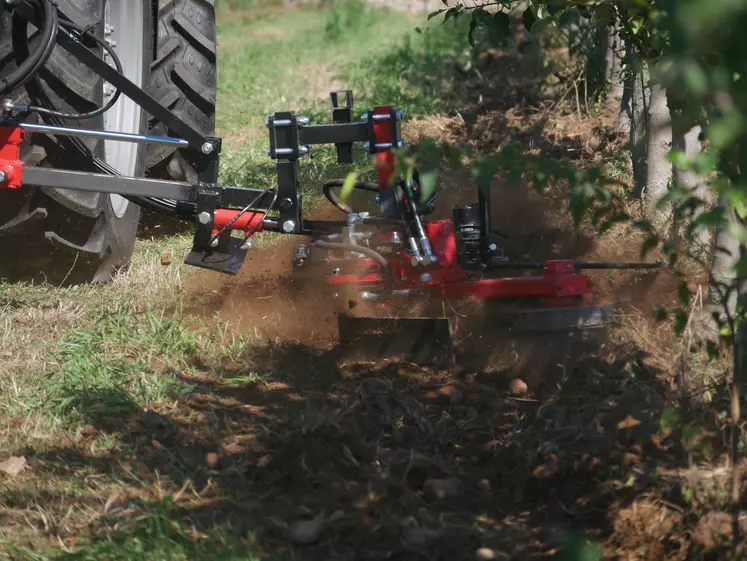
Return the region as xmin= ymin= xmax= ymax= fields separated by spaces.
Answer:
xmin=5 ymin=496 xmax=261 ymax=561
xmin=215 ymin=0 xmax=471 ymax=199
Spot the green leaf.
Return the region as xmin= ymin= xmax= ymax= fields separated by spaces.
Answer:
xmin=418 ymin=167 xmax=438 ymax=201
xmin=468 ymin=17 xmax=478 ymax=47
xmin=630 ymin=16 xmax=644 ymax=34
xmin=654 ymin=307 xmax=669 ymax=322
xmin=472 ymin=158 xmax=495 ymax=195
xmin=674 ymin=309 xmax=689 ymax=336
xmin=658 ymin=185 xmax=694 ymax=207
xmin=667 ymin=148 xmax=690 ymax=169
xmin=678 ymin=281 xmax=691 ymax=306
xmin=707 ymin=110 xmax=745 ymax=149
xmin=684 ymin=487 xmax=694 ymax=503
xmin=507 ymin=166 xmax=524 ymax=186
xmin=522 ymin=7 xmax=537 ymax=31
xmin=693 ymin=151 xmax=718 ymax=175
xmin=339 ymin=172 xmax=359 ymax=201
xmin=640 ymin=235 xmax=659 ymax=259
xmin=682 ymin=424 xmax=700 ymax=446
xmin=692 ymin=207 xmax=726 ymax=229
xmin=427 ymin=9 xmax=445 ymax=20
xmin=723 ymin=187 xmax=747 ymax=219
xmin=491 ymin=11 xmax=511 ymax=40
xmin=598 ymin=212 xmax=630 ymax=234
xmin=660 ymin=406 xmax=678 ymax=434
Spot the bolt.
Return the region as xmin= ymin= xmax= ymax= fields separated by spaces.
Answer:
xmin=210 ymin=238 xmax=220 ymax=248
xmin=197 ymin=211 xmax=212 ymax=225
xmin=361 ymin=113 xmax=369 ymax=122
xmin=267 ymin=147 xmax=272 ymax=155
xmin=299 ymin=145 xmax=310 ymax=156
xmin=240 ymin=238 xmax=253 ymax=251
xmin=4 ymin=0 xmax=20 ymax=8
xmin=0 ymin=171 xmax=7 ymax=183
xmin=391 ymin=231 xmax=402 ymax=244
xmin=279 ymin=198 xmax=293 ymax=210
xmin=282 ymin=220 xmax=297 ymax=233
xmin=395 ymin=109 xmax=404 ymax=121
xmin=488 ymin=243 xmax=498 ymax=252
xmin=2 ymin=99 xmax=13 ymax=113
xmin=265 ymin=118 xmax=271 ymax=128
xmin=363 ymin=141 xmax=370 ymax=150
xmin=332 ymin=268 xmax=341 ymax=276
xmin=201 ymin=142 xmax=215 ymax=155
xmin=420 ymin=273 xmax=433 ymax=283
xmin=397 ymin=139 xmax=405 ymax=148
xmin=297 ymin=115 xmax=310 ymax=126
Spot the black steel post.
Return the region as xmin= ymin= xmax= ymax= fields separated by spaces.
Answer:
xmin=268 ymin=112 xmax=304 ymax=234
xmin=331 ymin=90 xmax=353 ymax=164
xmin=478 ymin=183 xmax=492 ymax=252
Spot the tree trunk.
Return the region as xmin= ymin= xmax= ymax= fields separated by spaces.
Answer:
xmin=642 ymin=80 xmax=672 ymax=227
xmin=617 ymin=71 xmax=633 ymax=133
xmin=710 ymin=201 xmax=741 ymax=314
xmin=672 ymin=121 xmax=712 ymax=259
xmin=605 ymin=22 xmax=625 ymax=109
xmin=630 ymin=53 xmax=649 ymax=199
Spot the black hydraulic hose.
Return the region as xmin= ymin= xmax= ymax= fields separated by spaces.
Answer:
xmin=323 ymin=179 xmax=379 ymax=215
xmin=2 ymin=0 xmax=58 ymax=95
xmin=22 ymin=18 xmax=124 ymax=120
xmin=313 ymin=239 xmax=394 ymax=300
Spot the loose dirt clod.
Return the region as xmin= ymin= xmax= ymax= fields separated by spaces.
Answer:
xmin=0 ymin=456 xmax=27 ymax=477
xmin=205 ymin=452 xmax=220 ymax=469
xmin=477 ymin=478 xmax=491 ymax=493
xmin=289 ymin=512 xmax=325 ymax=545
xmin=475 ymin=547 xmax=508 ymax=561
xmin=423 ymin=477 xmax=461 ymax=501
xmin=509 ymin=378 xmax=528 ymax=396
xmin=403 ymin=527 xmax=440 ymax=549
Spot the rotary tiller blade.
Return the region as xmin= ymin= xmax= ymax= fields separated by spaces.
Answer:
xmin=506 ymin=303 xmax=617 ymax=332
xmin=336 ymin=314 xmax=455 ymax=368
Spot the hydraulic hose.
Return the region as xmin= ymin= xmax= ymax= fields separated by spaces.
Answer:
xmin=313 ymin=239 xmax=394 ymax=300
xmin=3 ymin=0 xmax=58 ymax=95
xmin=323 ymin=179 xmax=379 ymax=215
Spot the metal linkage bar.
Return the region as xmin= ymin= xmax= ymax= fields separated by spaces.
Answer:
xmin=22 ymin=166 xmax=278 ymax=209
xmin=299 ymin=122 xmax=369 ymax=146
xmin=0 ymin=120 xmax=190 ymax=148
xmin=23 ymin=167 xmax=194 ymax=199
xmin=46 ymin=12 xmax=212 ymax=151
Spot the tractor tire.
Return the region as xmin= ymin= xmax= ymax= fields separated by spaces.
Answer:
xmin=0 ymin=0 xmax=217 ymax=286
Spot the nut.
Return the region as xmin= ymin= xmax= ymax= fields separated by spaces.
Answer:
xmin=200 ymin=142 xmax=215 ymax=155
xmin=197 ymin=211 xmax=212 ymax=225
xmin=282 ymin=220 xmax=297 ymax=233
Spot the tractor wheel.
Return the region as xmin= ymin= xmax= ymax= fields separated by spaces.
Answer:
xmin=0 ymin=0 xmax=217 ymax=285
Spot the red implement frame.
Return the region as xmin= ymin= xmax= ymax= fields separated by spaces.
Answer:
xmin=0 ymin=126 xmax=24 ymax=189
xmin=326 ymin=219 xmax=593 ymax=304
xmin=326 ymin=106 xmax=595 ymax=306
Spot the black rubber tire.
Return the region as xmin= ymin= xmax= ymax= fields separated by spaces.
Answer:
xmin=0 ymin=0 xmax=217 ymax=285
xmin=145 ymin=0 xmax=217 ymax=184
